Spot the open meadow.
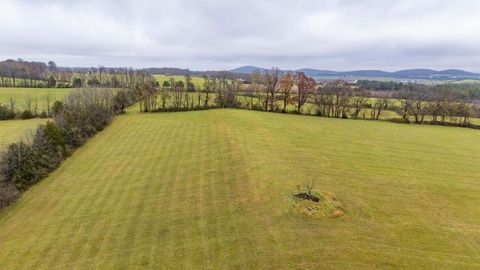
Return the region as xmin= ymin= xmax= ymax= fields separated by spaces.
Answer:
xmin=154 ymin=74 xmax=205 ymax=88
xmin=0 ymin=119 xmax=48 ymax=149
xmin=0 ymin=109 xmax=479 ymax=269
xmin=0 ymin=88 xmax=72 ymax=111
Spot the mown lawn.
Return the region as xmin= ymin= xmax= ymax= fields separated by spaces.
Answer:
xmin=0 ymin=118 xmax=48 ymax=149
xmin=0 ymin=109 xmax=479 ymax=269
xmin=0 ymin=87 xmax=72 ymax=111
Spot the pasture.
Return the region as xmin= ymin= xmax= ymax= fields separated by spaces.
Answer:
xmin=154 ymin=74 xmax=205 ymax=88
xmin=0 ymin=119 xmax=47 ymax=149
xmin=0 ymin=88 xmax=72 ymax=111
xmin=0 ymin=109 xmax=479 ymax=268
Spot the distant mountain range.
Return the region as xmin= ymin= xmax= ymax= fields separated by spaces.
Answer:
xmin=229 ymin=66 xmax=480 ymax=80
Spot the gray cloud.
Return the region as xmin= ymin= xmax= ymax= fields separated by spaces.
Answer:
xmin=1 ymin=0 xmax=480 ymax=71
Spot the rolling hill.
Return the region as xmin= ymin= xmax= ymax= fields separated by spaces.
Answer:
xmin=1 ymin=109 xmax=479 ymax=268
xmin=229 ymin=66 xmax=480 ymax=80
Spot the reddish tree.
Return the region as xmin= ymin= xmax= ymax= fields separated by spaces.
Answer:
xmin=295 ymin=72 xmax=315 ymax=112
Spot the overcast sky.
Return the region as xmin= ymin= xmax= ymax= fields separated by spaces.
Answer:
xmin=1 ymin=0 xmax=480 ymax=71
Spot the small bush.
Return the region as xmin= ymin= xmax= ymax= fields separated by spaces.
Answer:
xmin=21 ymin=110 xmax=34 ymax=119
xmin=0 ymin=181 xmax=19 ymax=208
xmin=152 ymin=106 xmax=216 ymax=113
xmin=0 ymin=104 xmax=15 ymax=120
xmin=387 ymin=118 xmax=410 ymax=124
xmin=39 ymin=111 xmax=48 ymax=118
xmin=0 ymin=142 xmax=43 ymax=190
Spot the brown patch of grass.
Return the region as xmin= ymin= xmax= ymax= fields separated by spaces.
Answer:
xmin=292 ymin=190 xmax=345 ymax=219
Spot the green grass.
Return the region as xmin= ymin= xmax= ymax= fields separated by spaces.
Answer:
xmin=154 ymin=74 xmax=205 ymax=88
xmin=0 ymin=87 xmax=73 ymax=111
xmin=0 ymin=119 xmax=48 ymax=149
xmin=1 ymin=109 xmax=480 ymax=268
xmin=452 ymin=79 xmax=480 ymax=84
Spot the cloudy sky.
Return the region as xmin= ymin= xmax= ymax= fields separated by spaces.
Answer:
xmin=1 ymin=0 xmax=480 ymax=71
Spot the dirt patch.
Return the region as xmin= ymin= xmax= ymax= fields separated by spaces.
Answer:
xmin=293 ymin=192 xmax=320 ymax=202
xmin=292 ymin=190 xmax=345 ymax=219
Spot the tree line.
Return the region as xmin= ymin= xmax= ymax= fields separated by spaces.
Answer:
xmin=0 ymin=93 xmax=57 ymax=120
xmin=0 ymin=59 xmax=151 ymax=89
xmin=0 ymin=67 xmax=156 ymax=121
xmin=135 ymin=68 xmax=479 ymax=127
xmin=0 ymin=83 xmax=141 ymax=209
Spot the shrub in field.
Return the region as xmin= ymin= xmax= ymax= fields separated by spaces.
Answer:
xmin=21 ymin=110 xmax=34 ymax=119
xmin=0 ymin=142 xmax=42 ymax=190
xmin=113 ymin=89 xmax=135 ymax=113
xmin=0 ymin=104 xmax=15 ymax=120
xmin=0 ymin=181 xmax=19 ymax=208
xmin=32 ymin=122 xmax=67 ymax=171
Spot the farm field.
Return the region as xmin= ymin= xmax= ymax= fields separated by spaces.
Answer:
xmin=0 ymin=109 xmax=480 ymax=268
xmin=0 ymin=118 xmax=47 ymax=149
xmin=154 ymin=74 xmax=205 ymax=88
xmin=0 ymin=87 xmax=72 ymax=111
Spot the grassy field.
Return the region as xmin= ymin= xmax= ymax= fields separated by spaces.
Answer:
xmin=154 ymin=74 xmax=205 ymax=88
xmin=0 ymin=87 xmax=72 ymax=111
xmin=0 ymin=109 xmax=480 ymax=268
xmin=0 ymin=119 xmax=48 ymax=149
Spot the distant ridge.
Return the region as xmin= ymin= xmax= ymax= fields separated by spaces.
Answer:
xmin=228 ymin=66 xmax=480 ymax=80
xmin=229 ymin=66 xmax=267 ymax=74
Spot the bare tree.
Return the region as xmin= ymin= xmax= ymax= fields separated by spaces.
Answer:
xmin=456 ymin=96 xmax=475 ymax=124
xmin=33 ymin=98 xmax=38 ymax=116
xmin=98 ymin=66 xmax=106 ymax=86
xmin=251 ymin=70 xmax=264 ymax=110
xmin=44 ymin=93 xmax=52 ymax=117
xmin=48 ymin=61 xmax=57 ymax=81
xmin=280 ymin=73 xmax=294 ymax=112
xmin=371 ymin=93 xmax=390 ymax=120
xmin=8 ymin=98 xmax=16 ymax=117
xmin=264 ymin=67 xmax=281 ymax=111
xmin=330 ymin=81 xmax=351 ymax=118
xmin=351 ymin=88 xmax=368 ymax=119
xmin=410 ymin=85 xmax=429 ymax=123
xmin=171 ymin=78 xmax=185 ymax=109
xmin=397 ymin=85 xmax=415 ymax=121
xmin=295 ymin=72 xmax=315 ymax=112
xmin=159 ymin=85 xmax=170 ymax=109
xmin=202 ymin=76 xmax=215 ymax=108
xmin=24 ymin=94 xmax=32 ymax=112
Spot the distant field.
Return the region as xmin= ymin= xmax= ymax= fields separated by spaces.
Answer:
xmin=452 ymin=79 xmax=480 ymax=84
xmin=154 ymin=74 xmax=205 ymax=88
xmin=1 ymin=109 xmax=479 ymax=268
xmin=0 ymin=88 xmax=72 ymax=111
xmin=313 ymin=75 xmax=448 ymax=84
xmin=0 ymin=118 xmax=47 ymax=149
xmin=0 ymin=77 xmax=45 ymax=87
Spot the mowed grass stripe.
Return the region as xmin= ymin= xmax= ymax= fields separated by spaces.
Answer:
xmin=1 ymin=109 xmax=480 ymax=268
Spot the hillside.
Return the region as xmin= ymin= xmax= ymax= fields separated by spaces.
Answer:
xmin=229 ymin=65 xmax=265 ymax=74
xmin=229 ymin=66 xmax=480 ymax=80
xmin=0 ymin=109 xmax=479 ymax=268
